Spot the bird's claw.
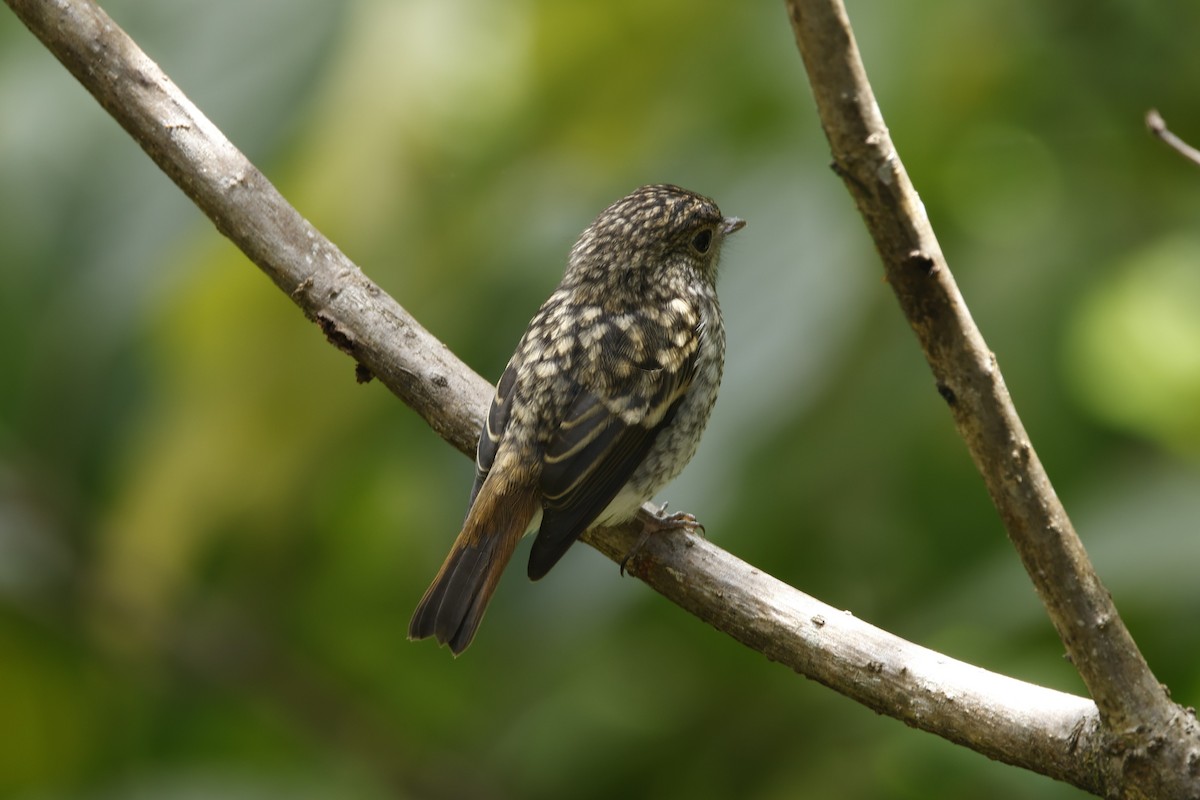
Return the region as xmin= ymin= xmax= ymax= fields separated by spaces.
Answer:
xmin=619 ymin=504 xmax=705 ymax=576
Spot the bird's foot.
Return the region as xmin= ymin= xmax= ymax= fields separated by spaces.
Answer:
xmin=619 ymin=503 xmax=705 ymax=576
xmin=648 ymin=501 xmax=707 ymax=537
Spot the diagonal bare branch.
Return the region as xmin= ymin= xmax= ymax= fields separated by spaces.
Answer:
xmin=785 ymin=0 xmax=1164 ymax=729
xmin=786 ymin=1 xmax=1199 ymax=796
xmin=6 ymin=0 xmax=491 ymax=458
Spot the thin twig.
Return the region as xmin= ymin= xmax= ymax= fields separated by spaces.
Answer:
xmin=1146 ymin=109 xmax=1200 ymax=168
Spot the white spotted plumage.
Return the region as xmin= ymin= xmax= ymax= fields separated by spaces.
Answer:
xmin=410 ymin=184 xmax=743 ymax=654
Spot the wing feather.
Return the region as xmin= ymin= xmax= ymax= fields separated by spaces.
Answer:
xmin=527 ymin=311 xmax=699 ymax=579
xmin=467 ymin=360 xmax=518 ymax=511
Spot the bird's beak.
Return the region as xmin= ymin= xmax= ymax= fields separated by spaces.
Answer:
xmin=722 ymin=217 xmax=746 ymax=236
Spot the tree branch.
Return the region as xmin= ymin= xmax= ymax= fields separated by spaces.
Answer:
xmin=5 ymin=0 xmax=490 ymax=458
xmin=586 ymin=526 xmax=1104 ymax=788
xmin=785 ymin=0 xmax=1157 ymax=728
xmin=7 ymin=0 xmax=1197 ymax=796
xmin=786 ymin=0 xmax=1199 ymax=796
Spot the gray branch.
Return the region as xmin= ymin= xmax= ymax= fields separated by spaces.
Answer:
xmin=7 ymin=0 xmax=1197 ymax=796
xmin=786 ymin=1 xmax=1200 ymax=796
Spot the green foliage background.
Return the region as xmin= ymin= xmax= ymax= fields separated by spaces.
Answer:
xmin=2 ymin=1 xmax=1198 ymax=797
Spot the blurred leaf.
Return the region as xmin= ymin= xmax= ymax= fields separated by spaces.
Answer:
xmin=1065 ymin=235 xmax=1200 ymax=453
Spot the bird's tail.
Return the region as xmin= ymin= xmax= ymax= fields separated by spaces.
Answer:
xmin=408 ymin=477 xmax=540 ymax=655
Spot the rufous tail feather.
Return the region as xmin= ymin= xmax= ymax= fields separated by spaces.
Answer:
xmin=408 ymin=478 xmax=539 ymax=655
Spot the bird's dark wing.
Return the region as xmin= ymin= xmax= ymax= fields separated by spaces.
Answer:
xmin=528 ymin=312 xmax=700 ymax=580
xmin=467 ymin=361 xmax=518 ymax=511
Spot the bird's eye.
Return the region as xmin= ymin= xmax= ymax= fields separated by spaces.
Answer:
xmin=690 ymin=228 xmax=713 ymax=254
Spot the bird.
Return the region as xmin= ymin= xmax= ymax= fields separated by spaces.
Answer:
xmin=408 ymin=184 xmax=744 ymax=654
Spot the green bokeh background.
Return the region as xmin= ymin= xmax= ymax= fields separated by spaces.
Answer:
xmin=2 ymin=1 xmax=1198 ymax=798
